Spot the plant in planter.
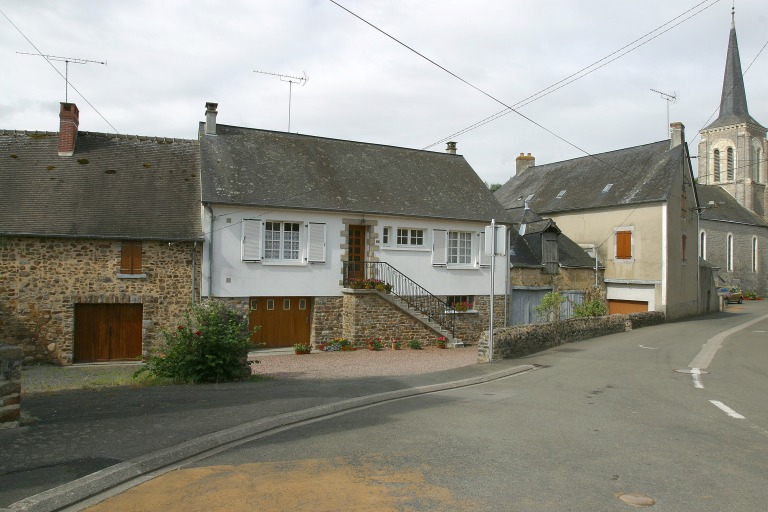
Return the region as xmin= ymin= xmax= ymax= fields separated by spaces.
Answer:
xmin=435 ymin=336 xmax=447 ymax=348
xmin=408 ymin=339 xmax=422 ymax=350
xmin=293 ymin=343 xmax=312 ymax=355
xmin=367 ymin=338 xmax=384 ymax=350
xmin=391 ymin=339 xmax=401 ymax=350
xmin=348 ymin=277 xmax=393 ymax=293
xmin=451 ymin=301 xmax=472 ymax=312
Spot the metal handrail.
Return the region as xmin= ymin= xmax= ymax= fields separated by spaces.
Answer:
xmin=342 ymin=261 xmax=455 ymax=337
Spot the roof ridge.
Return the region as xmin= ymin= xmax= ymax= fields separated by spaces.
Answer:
xmin=527 ymin=139 xmax=671 ymax=169
xmin=0 ymin=129 xmax=57 ymax=136
xmin=78 ymin=131 xmax=198 ymax=144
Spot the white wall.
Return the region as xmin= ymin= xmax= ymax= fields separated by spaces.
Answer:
xmin=202 ymin=206 xmax=506 ymax=298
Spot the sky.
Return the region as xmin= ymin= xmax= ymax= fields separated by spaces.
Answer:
xmin=1 ymin=1 xmax=767 ymax=186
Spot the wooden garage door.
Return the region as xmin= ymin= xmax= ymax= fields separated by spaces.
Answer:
xmin=74 ymin=303 xmax=143 ymax=362
xmin=510 ymin=288 xmax=552 ymax=325
xmin=608 ymin=299 xmax=648 ymax=315
xmin=249 ymin=297 xmax=311 ymax=348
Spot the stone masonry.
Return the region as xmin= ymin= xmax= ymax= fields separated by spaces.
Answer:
xmin=0 ymin=344 xmax=23 ymax=428
xmin=0 ymin=237 xmax=201 ymax=365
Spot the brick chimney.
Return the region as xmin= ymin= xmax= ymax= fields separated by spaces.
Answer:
xmin=58 ymin=102 xmax=79 ymax=156
xmin=516 ymin=152 xmax=535 ymax=175
xmin=445 ymin=141 xmax=457 ymax=155
xmin=670 ymin=122 xmax=685 ymax=148
xmin=205 ymin=102 xmax=218 ymax=135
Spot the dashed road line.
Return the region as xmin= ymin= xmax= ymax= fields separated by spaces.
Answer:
xmin=710 ymin=400 xmax=745 ymax=419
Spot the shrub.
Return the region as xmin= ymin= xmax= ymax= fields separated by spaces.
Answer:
xmin=293 ymin=343 xmax=312 ymax=354
xmin=325 ymin=337 xmax=354 ymax=351
xmin=408 ymin=339 xmax=422 ymax=350
xmin=535 ymin=291 xmax=566 ymax=321
xmin=367 ymin=338 xmax=384 ymax=350
xmin=574 ymin=287 xmax=607 ymax=318
xmin=134 ymin=299 xmax=255 ymax=383
xmin=744 ymin=290 xmax=759 ymax=300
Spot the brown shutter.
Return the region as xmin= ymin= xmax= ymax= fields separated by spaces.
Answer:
xmin=616 ymin=231 xmax=631 ymax=259
xmin=121 ymin=241 xmax=142 ymax=274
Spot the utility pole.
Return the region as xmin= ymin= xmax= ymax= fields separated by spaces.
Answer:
xmin=254 ymin=70 xmax=308 ymax=132
xmin=17 ymin=52 xmax=106 ymax=102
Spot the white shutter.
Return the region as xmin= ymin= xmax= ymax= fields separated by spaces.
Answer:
xmin=479 ymin=232 xmax=491 ymax=267
xmin=307 ymin=222 xmax=326 ymax=263
xmin=242 ymin=219 xmax=262 ymax=261
xmin=432 ymin=229 xmax=447 ymax=266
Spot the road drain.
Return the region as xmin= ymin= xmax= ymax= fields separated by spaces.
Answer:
xmin=618 ymin=493 xmax=655 ymax=507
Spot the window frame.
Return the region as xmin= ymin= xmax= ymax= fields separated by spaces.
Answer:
xmin=447 ymin=231 xmax=473 ymax=266
xmin=242 ymin=219 xmax=326 ymax=265
xmin=699 ymin=230 xmax=707 ymax=259
xmin=726 ymin=233 xmax=734 ymax=272
xmin=752 ymin=236 xmax=758 ymax=273
xmin=395 ymin=227 xmax=426 ymax=249
xmin=714 ymin=149 xmax=721 ymax=182
xmin=614 ymin=228 xmax=633 ymax=260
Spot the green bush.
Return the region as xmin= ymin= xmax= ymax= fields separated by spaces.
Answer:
xmin=574 ymin=298 xmax=607 ymax=317
xmin=744 ymin=290 xmax=759 ymax=300
xmin=535 ymin=291 xmax=566 ymax=321
xmin=408 ymin=339 xmax=422 ymax=350
xmin=134 ymin=299 xmax=256 ymax=383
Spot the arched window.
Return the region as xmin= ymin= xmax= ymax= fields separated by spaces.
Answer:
xmin=713 ymin=149 xmax=720 ymax=181
xmin=757 ymin=147 xmax=763 ymax=183
xmin=752 ymin=236 xmax=758 ymax=273
xmin=699 ymin=230 xmax=706 ymax=259
xmin=727 ymin=233 xmax=734 ymax=272
xmin=727 ymin=147 xmax=734 ymax=181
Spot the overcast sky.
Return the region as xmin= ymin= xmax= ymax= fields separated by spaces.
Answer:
xmin=1 ymin=1 xmax=766 ymax=185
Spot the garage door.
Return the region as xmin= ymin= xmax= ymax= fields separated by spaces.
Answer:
xmin=74 ymin=303 xmax=143 ymax=362
xmin=249 ymin=297 xmax=311 ymax=348
xmin=608 ymin=299 xmax=649 ymax=315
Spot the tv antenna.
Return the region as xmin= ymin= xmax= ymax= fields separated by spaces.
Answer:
xmin=650 ymin=88 xmax=677 ymax=137
xmin=17 ymin=52 xmax=107 ymax=103
xmin=253 ymin=69 xmax=308 ymax=132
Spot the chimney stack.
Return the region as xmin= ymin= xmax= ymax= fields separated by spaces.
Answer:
xmin=670 ymin=122 xmax=685 ymax=148
xmin=446 ymin=141 xmax=457 ymax=155
xmin=205 ymin=102 xmax=218 ymax=135
xmin=516 ymin=152 xmax=535 ymax=175
xmin=58 ymin=102 xmax=79 ymax=156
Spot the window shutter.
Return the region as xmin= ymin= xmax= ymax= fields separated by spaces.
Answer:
xmin=432 ymin=229 xmax=447 ymax=266
xmin=479 ymin=233 xmax=491 ymax=267
xmin=121 ymin=241 xmax=142 ymax=274
xmin=616 ymin=231 xmax=631 ymax=259
xmin=242 ymin=220 xmax=262 ymax=261
xmin=307 ymin=222 xmax=326 ymax=263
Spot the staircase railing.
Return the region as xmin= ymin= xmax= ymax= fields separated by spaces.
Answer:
xmin=342 ymin=261 xmax=455 ymax=337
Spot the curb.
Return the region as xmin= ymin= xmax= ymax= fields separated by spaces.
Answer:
xmin=5 ymin=364 xmax=535 ymax=512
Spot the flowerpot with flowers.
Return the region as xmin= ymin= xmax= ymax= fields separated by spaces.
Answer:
xmin=435 ymin=336 xmax=447 ymax=349
xmin=451 ymin=301 xmax=472 ymax=312
xmin=367 ymin=338 xmax=384 ymax=351
xmin=293 ymin=343 xmax=312 ymax=355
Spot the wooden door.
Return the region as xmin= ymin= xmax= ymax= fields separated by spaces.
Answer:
xmin=74 ymin=303 xmax=143 ymax=362
xmin=348 ymin=225 xmax=366 ymax=281
xmin=249 ymin=297 xmax=311 ymax=348
xmin=608 ymin=299 xmax=648 ymax=315
xmin=510 ymin=288 xmax=552 ymax=325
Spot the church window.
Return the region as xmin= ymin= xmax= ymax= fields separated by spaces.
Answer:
xmin=756 ymin=147 xmax=763 ymax=183
xmin=713 ymin=149 xmax=720 ymax=181
xmin=752 ymin=237 xmax=758 ymax=273
xmin=727 ymin=147 xmax=734 ymax=181
xmin=726 ymin=233 xmax=734 ymax=272
xmin=699 ymin=230 xmax=706 ymax=259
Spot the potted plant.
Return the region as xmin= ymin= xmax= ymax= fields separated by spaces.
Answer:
xmin=293 ymin=343 xmax=312 ymax=355
xmin=391 ymin=339 xmax=401 ymax=350
xmin=435 ymin=336 xmax=447 ymax=349
xmin=367 ymin=338 xmax=384 ymax=351
xmin=452 ymin=301 xmax=472 ymax=312
xmin=408 ymin=339 xmax=422 ymax=350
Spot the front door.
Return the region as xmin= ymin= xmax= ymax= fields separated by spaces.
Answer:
xmin=74 ymin=303 xmax=143 ymax=362
xmin=348 ymin=225 xmax=366 ymax=281
xmin=249 ymin=297 xmax=311 ymax=348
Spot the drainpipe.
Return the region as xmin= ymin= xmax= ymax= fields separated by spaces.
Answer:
xmin=505 ymin=226 xmax=510 ymax=326
xmin=205 ymin=204 xmax=215 ymax=298
xmin=191 ymin=241 xmax=197 ymax=304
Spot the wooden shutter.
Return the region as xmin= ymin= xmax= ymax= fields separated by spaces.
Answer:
xmin=307 ymin=222 xmax=326 ymax=263
xmin=242 ymin=220 xmax=263 ymax=261
xmin=616 ymin=231 xmax=632 ymax=259
xmin=432 ymin=229 xmax=447 ymax=266
xmin=120 ymin=241 xmax=142 ymax=274
xmin=479 ymin=232 xmax=491 ymax=267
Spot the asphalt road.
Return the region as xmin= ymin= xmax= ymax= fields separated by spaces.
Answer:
xmin=83 ymin=302 xmax=768 ymax=511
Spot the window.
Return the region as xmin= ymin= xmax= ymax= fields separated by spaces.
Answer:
xmin=299 ymin=299 xmax=307 ymax=310
xmin=120 ymin=241 xmax=142 ymax=275
xmin=266 ymin=299 xmax=275 ymax=310
xmin=397 ymin=228 xmax=424 ymax=247
xmin=265 ymin=222 xmax=300 ymax=261
xmin=727 ymin=234 xmax=734 ymax=272
xmin=752 ymin=237 xmax=758 ymax=273
xmin=556 ymin=190 xmax=567 ymax=199
xmin=714 ymin=149 xmax=721 ymax=181
xmin=700 ymin=230 xmax=707 ymax=259
xmin=447 ymin=295 xmax=473 ymax=309
xmin=382 ymin=227 xmax=391 ymax=246
xmin=283 ymin=299 xmax=291 ymax=310
xmin=615 ymin=230 xmax=632 ymax=259
xmin=727 ymin=147 xmax=734 ymax=181
xmin=448 ymin=231 xmax=473 ymax=265
xmin=756 ymin=148 xmax=763 ymax=183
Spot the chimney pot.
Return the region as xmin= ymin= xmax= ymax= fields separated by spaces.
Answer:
xmin=205 ymin=102 xmax=218 ymax=136
xmin=515 ymin=152 xmax=536 ymax=176
xmin=670 ymin=121 xmax=685 ymax=148
xmin=446 ymin=141 xmax=457 ymax=155
xmin=58 ymin=102 xmax=79 ymax=156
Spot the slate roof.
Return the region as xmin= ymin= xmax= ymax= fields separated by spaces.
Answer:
xmin=696 ymin=184 xmax=768 ymax=227
xmin=704 ymin=19 xmax=765 ymax=131
xmin=200 ymin=124 xmax=508 ymax=223
xmin=494 ymin=140 xmax=686 ymax=214
xmin=0 ymin=130 xmax=202 ymax=240
xmin=506 ymin=207 xmax=596 ymax=269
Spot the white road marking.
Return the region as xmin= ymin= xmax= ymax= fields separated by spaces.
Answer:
xmin=638 ymin=345 xmax=659 ymax=350
xmin=710 ymin=400 xmax=745 ymax=419
xmin=691 ymin=368 xmax=704 ymax=389
xmin=688 ymin=313 xmax=768 ymax=370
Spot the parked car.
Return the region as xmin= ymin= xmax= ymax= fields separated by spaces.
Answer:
xmin=717 ymin=286 xmax=743 ymax=304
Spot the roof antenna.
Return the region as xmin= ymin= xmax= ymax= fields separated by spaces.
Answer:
xmin=650 ymin=88 xmax=677 ymax=138
xmin=253 ymin=69 xmax=309 ymax=132
xmin=17 ymin=52 xmax=107 ymax=103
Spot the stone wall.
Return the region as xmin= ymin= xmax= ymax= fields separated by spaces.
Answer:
xmin=0 ymin=345 xmax=22 ymax=428
xmin=0 ymin=236 xmax=201 ymax=364
xmin=311 ymin=296 xmax=344 ymax=344
xmin=477 ymin=311 xmax=665 ymax=362
xmin=700 ymin=219 xmax=768 ymax=296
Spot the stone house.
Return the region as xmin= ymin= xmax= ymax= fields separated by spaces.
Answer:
xmin=504 ymin=206 xmax=602 ymax=325
xmin=199 ymin=103 xmax=510 ymax=348
xmin=495 ymin=124 xmax=701 ymax=320
xmin=0 ymin=103 xmax=202 ymax=365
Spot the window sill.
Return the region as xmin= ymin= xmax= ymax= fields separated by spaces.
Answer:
xmin=446 ymin=264 xmax=478 ymax=270
xmin=262 ymin=260 xmax=307 ymax=266
xmin=117 ymin=273 xmax=147 ymax=279
xmin=445 ymin=309 xmax=478 ymax=314
xmin=381 ymin=246 xmax=429 ymax=252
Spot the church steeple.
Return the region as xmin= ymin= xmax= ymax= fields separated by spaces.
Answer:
xmin=704 ymin=8 xmax=764 ymax=130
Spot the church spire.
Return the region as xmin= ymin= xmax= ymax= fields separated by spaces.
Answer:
xmin=705 ymin=8 xmax=763 ymax=130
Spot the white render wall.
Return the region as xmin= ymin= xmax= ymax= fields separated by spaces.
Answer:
xmin=202 ymin=206 xmax=507 ymax=298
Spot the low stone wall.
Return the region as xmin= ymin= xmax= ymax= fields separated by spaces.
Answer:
xmin=477 ymin=311 xmax=665 ymax=362
xmin=1 ymin=345 xmax=23 ymax=428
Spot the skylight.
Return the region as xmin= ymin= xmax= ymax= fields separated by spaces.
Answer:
xmin=602 ymin=184 xmax=614 ymax=193
xmin=556 ymin=190 xmax=566 ymax=198
xmin=526 ymin=194 xmax=534 ymax=201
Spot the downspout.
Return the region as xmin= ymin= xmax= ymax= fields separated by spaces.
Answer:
xmin=505 ymin=226 xmax=510 ymax=327
xmin=205 ymin=203 xmax=214 ymax=298
xmin=191 ymin=241 xmax=197 ymax=304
